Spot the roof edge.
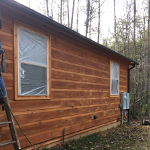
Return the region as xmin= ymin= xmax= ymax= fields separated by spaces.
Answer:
xmin=1 ymin=0 xmax=139 ymax=65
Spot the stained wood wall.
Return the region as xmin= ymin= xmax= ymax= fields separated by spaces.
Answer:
xmin=0 ymin=3 xmax=129 ymax=150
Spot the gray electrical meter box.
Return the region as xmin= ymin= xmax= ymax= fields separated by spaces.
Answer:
xmin=121 ymin=92 xmax=130 ymax=109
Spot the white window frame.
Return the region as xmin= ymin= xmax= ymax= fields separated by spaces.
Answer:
xmin=17 ymin=26 xmax=49 ymax=96
xmin=110 ymin=61 xmax=119 ymax=96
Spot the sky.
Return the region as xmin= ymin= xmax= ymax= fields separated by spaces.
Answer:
xmin=15 ymin=0 xmax=145 ymax=44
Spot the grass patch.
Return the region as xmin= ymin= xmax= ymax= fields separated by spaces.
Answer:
xmin=42 ymin=122 xmax=150 ymax=150
xmin=42 ymin=148 xmax=50 ymax=150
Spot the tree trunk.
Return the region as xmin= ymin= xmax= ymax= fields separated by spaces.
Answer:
xmin=63 ymin=1 xmax=65 ymax=24
xmin=46 ymin=0 xmax=49 ymax=16
xmin=123 ymin=40 xmax=125 ymax=56
xmin=58 ymin=4 xmax=60 ymax=22
xmin=67 ymin=0 xmax=70 ymax=27
xmin=133 ymin=0 xmax=137 ymax=118
xmin=60 ymin=0 xmax=62 ymax=24
xmin=51 ymin=0 xmax=53 ymax=18
xmin=143 ymin=16 xmax=147 ymax=104
xmin=85 ymin=0 xmax=90 ymax=37
xmin=77 ymin=0 xmax=79 ymax=32
xmin=114 ymin=0 xmax=117 ymax=52
xmin=89 ymin=17 xmax=91 ymax=38
xmin=128 ymin=38 xmax=129 ymax=57
xmin=145 ymin=0 xmax=150 ymax=111
xmin=71 ymin=0 xmax=75 ymax=29
xmin=133 ymin=0 xmax=136 ymax=61
xmin=97 ymin=0 xmax=100 ymax=43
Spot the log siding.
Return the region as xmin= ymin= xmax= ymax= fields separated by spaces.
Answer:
xmin=0 ymin=3 xmax=129 ymax=150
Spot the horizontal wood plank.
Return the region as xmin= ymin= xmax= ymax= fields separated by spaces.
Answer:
xmin=52 ymin=90 xmax=109 ymax=98
xmin=0 ymin=112 xmax=119 ymax=142
xmin=1 ymin=13 xmax=13 ymax=24
xmin=52 ymin=79 xmax=109 ymax=90
xmin=0 ymin=144 xmax=15 ymax=150
xmin=51 ymin=59 xmax=109 ymax=78
xmin=51 ymin=69 xmax=109 ymax=84
xmin=120 ymin=80 xmax=127 ymax=86
xmin=6 ymin=87 xmax=14 ymax=100
xmin=120 ymin=76 xmax=127 ymax=81
xmin=0 ymin=32 xmax=13 ymax=47
xmin=51 ymin=34 xmax=130 ymax=65
xmin=9 ymin=100 xmax=61 ymax=112
xmin=18 ymin=115 xmax=118 ymax=148
xmin=1 ymin=20 xmax=13 ymax=34
xmin=120 ymin=70 xmax=128 ymax=76
xmin=3 ymin=48 xmax=14 ymax=61
xmin=51 ymin=36 xmax=110 ymax=66
xmin=52 ymin=48 xmax=109 ymax=72
xmin=7 ymin=97 xmax=120 ymax=113
xmin=61 ymin=97 xmax=119 ymax=107
xmin=0 ymin=101 xmax=120 ymax=124
xmin=3 ymin=75 xmax=14 ymax=87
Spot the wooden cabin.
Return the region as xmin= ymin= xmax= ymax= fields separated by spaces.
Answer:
xmin=0 ymin=0 xmax=138 ymax=150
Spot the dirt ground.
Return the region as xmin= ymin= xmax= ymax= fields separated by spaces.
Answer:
xmin=128 ymin=121 xmax=150 ymax=150
xmin=42 ymin=120 xmax=150 ymax=150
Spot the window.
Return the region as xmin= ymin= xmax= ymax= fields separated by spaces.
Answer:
xmin=110 ymin=61 xmax=119 ymax=95
xmin=14 ymin=22 xmax=51 ymax=100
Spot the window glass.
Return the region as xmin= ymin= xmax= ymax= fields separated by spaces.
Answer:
xmin=111 ymin=61 xmax=119 ymax=95
xmin=19 ymin=28 xmax=47 ymax=65
xmin=18 ymin=27 xmax=48 ymax=96
xmin=21 ymin=63 xmax=47 ymax=95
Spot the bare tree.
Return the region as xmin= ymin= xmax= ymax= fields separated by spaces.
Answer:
xmin=89 ymin=1 xmax=97 ymax=39
xmin=114 ymin=0 xmax=117 ymax=52
xmin=77 ymin=0 xmax=80 ymax=32
xmin=142 ymin=9 xmax=146 ymax=97
xmin=58 ymin=3 xmax=60 ymax=22
xmin=46 ymin=0 xmax=49 ymax=16
xmin=60 ymin=0 xmax=62 ymax=23
xmin=67 ymin=0 xmax=70 ymax=27
xmin=133 ymin=0 xmax=137 ymax=117
xmin=85 ymin=0 xmax=90 ymax=37
xmin=145 ymin=0 xmax=150 ymax=110
xmin=126 ymin=0 xmax=132 ymax=57
xmin=71 ymin=0 xmax=75 ymax=29
xmin=51 ymin=0 xmax=54 ymax=18
xmin=133 ymin=0 xmax=136 ymax=61
xmin=63 ymin=0 xmax=65 ymax=23
xmin=97 ymin=0 xmax=100 ymax=43
xmin=97 ymin=0 xmax=106 ymax=43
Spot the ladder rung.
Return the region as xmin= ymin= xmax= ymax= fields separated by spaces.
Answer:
xmin=0 ymin=121 xmax=12 ymax=125
xmin=0 ymin=140 xmax=16 ymax=147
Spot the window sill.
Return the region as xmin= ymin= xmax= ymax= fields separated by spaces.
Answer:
xmin=15 ymin=95 xmax=51 ymax=101
xmin=109 ymin=95 xmax=120 ymax=98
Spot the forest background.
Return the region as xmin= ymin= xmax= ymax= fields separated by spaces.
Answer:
xmin=15 ymin=0 xmax=150 ymax=119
